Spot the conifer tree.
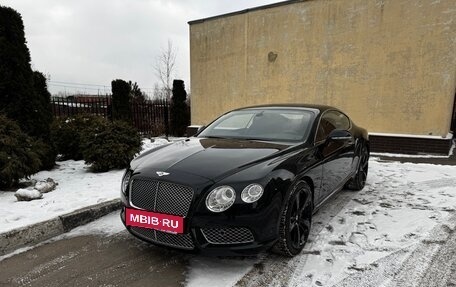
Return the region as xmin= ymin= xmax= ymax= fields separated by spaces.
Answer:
xmin=170 ymin=80 xmax=190 ymax=136
xmin=0 ymin=6 xmax=37 ymax=136
xmin=32 ymin=71 xmax=56 ymax=169
xmin=0 ymin=6 xmax=55 ymax=169
xmin=111 ymin=79 xmax=132 ymax=121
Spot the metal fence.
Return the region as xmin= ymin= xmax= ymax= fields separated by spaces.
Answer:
xmin=51 ymin=96 xmax=170 ymax=135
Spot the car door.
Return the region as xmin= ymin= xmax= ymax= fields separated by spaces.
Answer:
xmin=315 ymin=111 xmax=355 ymax=202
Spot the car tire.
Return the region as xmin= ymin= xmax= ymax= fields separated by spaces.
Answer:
xmin=272 ymin=181 xmax=312 ymax=257
xmin=346 ymin=143 xmax=369 ymax=191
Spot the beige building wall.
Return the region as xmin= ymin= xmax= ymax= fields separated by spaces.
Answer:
xmin=189 ymin=0 xmax=456 ymax=136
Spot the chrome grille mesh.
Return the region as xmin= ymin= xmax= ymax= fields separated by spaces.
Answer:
xmin=131 ymin=227 xmax=194 ymax=250
xmin=155 ymin=181 xmax=194 ymax=216
xmin=130 ymin=179 xmax=158 ymax=211
xmin=130 ymin=178 xmax=193 ymax=217
xmin=201 ymin=227 xmax=254 ymax=245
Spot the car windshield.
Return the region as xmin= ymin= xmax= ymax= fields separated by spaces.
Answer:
xmin=198 ymin=109 xmax=315 ymax=142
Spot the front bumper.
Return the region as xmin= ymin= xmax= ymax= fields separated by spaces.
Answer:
xmin=120 ymin=201 xmax=280 ymax=256
xmin=120 ymin=170 xmax=284 ymax=256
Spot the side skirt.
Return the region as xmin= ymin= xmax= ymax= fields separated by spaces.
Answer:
xmin=312 ymin=172 xmax=355 ymax=214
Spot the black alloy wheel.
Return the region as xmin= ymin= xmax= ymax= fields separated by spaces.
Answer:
xmin=273 ymin=181 xmax=312 ymax=256
xmin=347 ymin=143 xmax=369 ymax=191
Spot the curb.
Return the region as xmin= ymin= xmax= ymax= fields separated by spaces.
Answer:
xmin=0 ymin=199 xmax=121 ymax=256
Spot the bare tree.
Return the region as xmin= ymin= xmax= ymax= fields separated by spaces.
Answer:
xmin=154 ymin=40 xmax=177 ymax=100
xmin=153 ymin=83 xmax=167 ymax=101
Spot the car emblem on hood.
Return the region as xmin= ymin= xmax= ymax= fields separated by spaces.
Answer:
xmin=156 ymin=171 xmax=170 ymax=177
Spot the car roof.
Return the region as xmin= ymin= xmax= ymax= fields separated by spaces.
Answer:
xmin=232 ymin=103 xmax=338 ymax=113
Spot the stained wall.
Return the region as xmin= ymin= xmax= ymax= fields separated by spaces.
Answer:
xmin=189 ymin=0 xmax=456 ymax=136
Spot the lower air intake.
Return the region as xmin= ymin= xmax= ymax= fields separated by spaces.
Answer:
xmin=201 ymin=227 xmax=254 ymax=245
xmin=131 ymin=227 xmax=194 ymax=250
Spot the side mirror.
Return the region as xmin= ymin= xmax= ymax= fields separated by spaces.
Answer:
xmin=186 ymin=125 xmax=205 ymax=137
xmin=327 ymin=129 xmax=352 ymax=141
xmin=196 ymin=125 xmax=205 ymax=135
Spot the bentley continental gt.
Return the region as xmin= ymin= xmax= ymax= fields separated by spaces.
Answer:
xmin=120 ymin=104 xmax=369 ymax=256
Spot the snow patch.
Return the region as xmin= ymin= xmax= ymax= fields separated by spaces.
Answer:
xmin=34 ymin=178 xmax=57 ymax=193
xmin=14 ymin=189 xmax=42 ymax=201
xmin=141 ymin=138 xmax=170 ymax=152
xmin=186 ymin=257 xmax=258 ymax=287
xmin=449 ymin=140 xmax=455 ymax=156
xmin=66 ymin=211 xmax=124 ymax=237
xmin=0 ymin=138 xmax=172 ymax=233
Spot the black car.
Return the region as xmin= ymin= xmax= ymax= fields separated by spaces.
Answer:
xmin=120 ymin=104 xmax=369 ymax=256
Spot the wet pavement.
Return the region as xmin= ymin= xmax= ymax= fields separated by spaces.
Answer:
xmin=0 ymin=232 xmax=187 ymax=287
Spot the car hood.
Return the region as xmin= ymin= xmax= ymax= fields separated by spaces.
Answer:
xmin=131 ymin=137 xmax=294 ymax=181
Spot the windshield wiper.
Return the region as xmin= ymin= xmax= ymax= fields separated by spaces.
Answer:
xmin=240 ymin=137 xmax=269 ymax=142
xmin=202 ymin=136 xmax=228 ymax=139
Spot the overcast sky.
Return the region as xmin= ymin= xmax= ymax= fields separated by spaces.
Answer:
xmin=1 ymin=0 xmax=279 ymax=96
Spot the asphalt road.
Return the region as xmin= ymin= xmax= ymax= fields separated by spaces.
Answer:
xmin=0 ymin=232 xmax=188 ymax=287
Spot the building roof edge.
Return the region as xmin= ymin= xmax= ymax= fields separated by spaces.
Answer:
xmin=188 ymin=0 xmax=311 ymax=25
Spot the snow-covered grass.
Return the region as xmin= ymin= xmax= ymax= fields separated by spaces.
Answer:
xmin=0 ymin=160 xmax=123 ymax=233
xmin=0 ymin=138 xmax=173 ymax=234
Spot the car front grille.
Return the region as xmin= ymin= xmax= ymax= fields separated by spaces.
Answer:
xmin=131 ymin=227 xmax=195 ymax=250
xmin=130 ymin=178 xmax=194 ymax=217
xmin=201 ymin=227 xmax=255 ymax=245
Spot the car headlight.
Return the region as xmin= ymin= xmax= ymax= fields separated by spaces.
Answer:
xmin=121 ymin=170 xmax=131 ymax=195
xmin=205 ymin=186 xmax=236 ymax=212
xmin=241 ymin=184 xmax=263 ymax=203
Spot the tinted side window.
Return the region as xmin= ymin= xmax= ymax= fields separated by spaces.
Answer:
xmin=324 ymin=111 xmax=350 ymax=131
xmin=316 ymin=118 xmax=336 ymax=142
xmin=315 ymin=111 xmax=350 ymax=142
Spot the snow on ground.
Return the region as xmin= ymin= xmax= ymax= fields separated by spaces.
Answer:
xmin=14 ymin=188 xmax=42 ymax=201
xmin=287 ymin=158 xmax=456 ymax=287
xmin=0 ymin=138 xmax=174 ymax=234
xmin=0 ymin=160 xmax=123 ymax=233
xmin=186 ymin=256 xmax=259 ymax=287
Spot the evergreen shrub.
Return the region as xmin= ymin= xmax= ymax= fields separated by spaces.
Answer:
xmin=0 ymin=114 xmax=41 ymax=187
xmin=50 ymin=114 xmax=106 ymax=160
xmin=80 ymin=119 xmax=141 ymax=172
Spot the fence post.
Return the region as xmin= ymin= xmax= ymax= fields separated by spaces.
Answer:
xmin=107 ymin=95 xmax=112 ymax=121
xmin=164 ymin=101 xmax=169 ymax=139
